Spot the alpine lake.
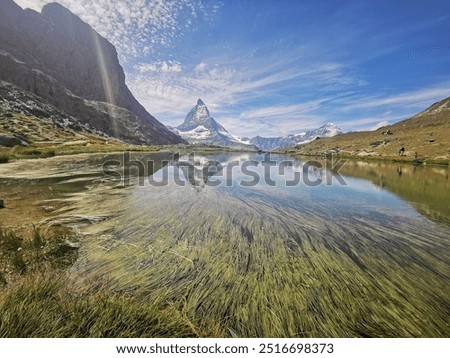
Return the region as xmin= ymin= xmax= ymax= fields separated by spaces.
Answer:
xmin=0 ymin=151 xmax=448 ymax=337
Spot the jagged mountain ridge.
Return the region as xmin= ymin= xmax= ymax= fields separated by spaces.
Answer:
xmin=169 ymin=99 xmax=257 ymax=150
xmin=246 ymin=123 xmax=343 ymax=151
xmin=0 ymin=0 xmax=186 ymax=145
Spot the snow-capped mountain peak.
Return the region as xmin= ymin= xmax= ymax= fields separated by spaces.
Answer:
xmin=308 ymin=123 xmax=341 ymax=137
xmin=169 ymin=99 xmax=257 ymax=150
xmin=179 ymin=98 xmax=215 ymax=131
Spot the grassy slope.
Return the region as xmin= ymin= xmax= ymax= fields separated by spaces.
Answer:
xmin=0 ymin=111 xmax=255 ymax=163
xmin=291 ymin=97 xmax=450 ymax=165
xmin=0 ymin=111 xmax=163 ymax=161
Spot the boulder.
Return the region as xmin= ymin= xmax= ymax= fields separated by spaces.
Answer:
xmin=0 ymin=134 xmax=29 ymax=147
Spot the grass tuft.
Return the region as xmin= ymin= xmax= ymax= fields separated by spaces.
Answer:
xmin=0 ymin=274 xmax=198 ymax=338
xmin=0 ymin=227 xmax=199 ymax=337
xmin=0 ymin=227 xmax=78 ymax=279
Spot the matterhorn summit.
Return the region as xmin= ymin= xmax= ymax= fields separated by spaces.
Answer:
xmin=169 ymin=99 xmax=257 ymax=150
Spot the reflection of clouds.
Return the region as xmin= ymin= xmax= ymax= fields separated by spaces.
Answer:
xmin=173 ymin=163 xmax=206 ymax=189
xmin=151 ymin=153 xmax=426 ymax=195
xmin=431 ymin=168 xmax=448 ymax=177
xmin=179 ymin=153 xmax=253 ymax=167
xmin=342 ymin=177 xmax=387 ymax=194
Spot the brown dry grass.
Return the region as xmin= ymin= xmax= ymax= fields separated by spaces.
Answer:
xmin=0 ymin=111 xmax=163 ymax=160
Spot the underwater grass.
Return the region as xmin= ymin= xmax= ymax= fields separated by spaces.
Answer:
xmin=0 ymin=227 xmax=199 ymax=338
xmin=1 ymin=153 xmax=449 ymax=338
xmin=69 ymin=185 xmax=450 ymax=338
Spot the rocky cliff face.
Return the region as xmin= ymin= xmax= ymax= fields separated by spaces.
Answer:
xmin=0 ymin=0 xmax=186 ymax=145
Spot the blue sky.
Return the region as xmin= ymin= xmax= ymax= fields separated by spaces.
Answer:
xmin=16 ymin=0 xmax=450 ymax=137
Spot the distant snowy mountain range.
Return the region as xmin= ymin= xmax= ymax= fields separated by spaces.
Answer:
xmin=245 ymin=123 xmax=342 ymax=151
xmin=169 ymin=99 xmax=342 ymax=151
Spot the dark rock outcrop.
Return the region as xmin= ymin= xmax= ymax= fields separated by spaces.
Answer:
xmin=0 ymin=133 xmax=29 ymax=147
xmin=0 ymin=0 xmax=186 ymax=145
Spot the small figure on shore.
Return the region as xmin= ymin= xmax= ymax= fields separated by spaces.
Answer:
xmin=412 ymin=151 xmax=423 ymax=165
xmin=0 ymin=198 xmax=4 ymax=209
xmin=398 ymin=147 xmax=405 ymax=156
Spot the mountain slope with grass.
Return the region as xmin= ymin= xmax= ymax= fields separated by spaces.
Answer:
xmin=291 ymin=97 xmax=450 ymax=165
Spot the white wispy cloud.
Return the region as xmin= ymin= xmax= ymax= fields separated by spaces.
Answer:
xmin=136 ymin=61 xmax=183 ymax=73
xmin=370 ymin=120 xmax=390 ymax=130
xmin=326 ymin=84 xmax=450 ymax=132
xmin=239 ymin=102 xmax=325 ymax=121
xmin=15 ymin=0 xmax=218 ymax=60
xmin=127 ymin=57 xmax=353 ymax=134
xmin=341 ymin=85 xmax=450 ymax=111
xmin=337 ymin=116 xmax=402 ymax=132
